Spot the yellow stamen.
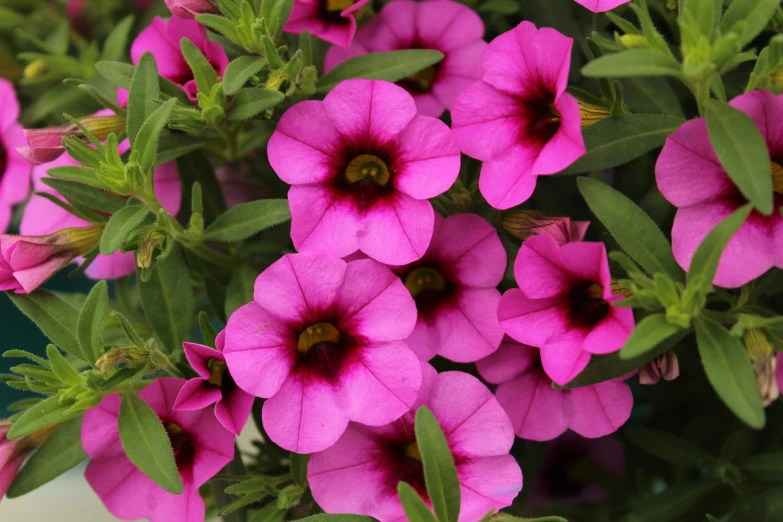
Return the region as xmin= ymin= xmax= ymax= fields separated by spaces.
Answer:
xmin=619 ymin=34 xmax=648 ymax=50
xmin=404 ymin=267 xmax=446 ymax=297
xmin=403 ymin=65 xmax=438 ymax=92
xmin=585 ymin=283 xmax=604 ymax=300
xmin=326 ymin=0 xmax=353 ymax=12
xmin=578 ymin=100 xmax=610 ymax=128
xmin=344 ymin=154 xmax=390 ymax=186
xmin=207 ymin=358 xmax=228 ymax=387
xmin=771 ymin=162 xmax=783 ymax=195
xmin=298 ymin=322 xmax=341 ymax=354
xmin=404 ymin=441 xmax=422 ymax=462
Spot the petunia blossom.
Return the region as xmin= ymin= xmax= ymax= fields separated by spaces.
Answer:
xmin=175 ymin=330 xmax=254 ymax=436
xmin=284 ymin=0 xmax=371 ymax=48
xmin=502 ymin=210 xmax=589 ymax=246
xmin=267 ymin=79 xmax=461 ymax=265
xmin=308 ymin=365 xmax=523 ymax=522
xmin=573 ymin=0 xmax=630 ymax=12
xmin=324 ymin=0 xmax=486 ymax=117
xmin=0 ymin=79 xmax=30 ymax=234
xmin=391 ymin=213 xmax=506 ymax=362
xmin=497 ymin=234 xmax=635 ymax=386
xmin=451 ymin=21 xmax=589 ymax=210
xmin=82 ymin=378 xmax=234 ymax=522
xmin=165 ymin=0 xmax=218 ymax=18
xmin=477 ymin=338 xmax=633 ymax=440
xmin=223 ymin=253 xmax=422 ymax=453
xmin=18 ymin=114 xmax=126 ymax=165
xmin=656 ymin=90 xmax=783 ymax=288
xmin=1 ymin=421 xmax=57 ymax=501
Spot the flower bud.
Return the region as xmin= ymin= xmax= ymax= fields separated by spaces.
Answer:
xmin=620 ymin=34 xmax=648 ymax=50
xmin=17 ymin=114 xmax=126 ymax=165
xmin=639 ymin=350 xmax=680 ymax=385
xmin=743 ymin=329 xmax=780 ymax=407
xmin=96 ymin=346 xmax=150 ymax=373
xmin=577 ymin=100 xmax=611 ymax=127
xmin=22 ymin=60 xmax=48 ymax=80
xmin=136 ymin=231 xmax=167 ymax=269
xmin=502 ymin=210 xmax=589 ymax=246
xmin=0 ymin=420 xmax=58 ymax=498
xmin=165 ymin=0 xmax=218 ymax=18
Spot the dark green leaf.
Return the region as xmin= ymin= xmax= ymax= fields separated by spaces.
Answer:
xmin=7 ymin=396 xmax=77 ymax=440
xmin=41 ymin=178 xmax=126 ymax=214
xmin=228 ymin=88 xmax=285 ymax=120
xmin=627 ymin=480 xmax=722 ymax=522
xmin=7 ymin=291 xmax=82 ymax=360
xmin=127 ymin=52 xmax=160 ymax=146
xmin=620 ymin=77 xmax=685 ymax=118
xmin=76 ymin=280 xmax=108 ymax=365
xmin=317 ymin=50 xmax=444 ymax=92
xmin=398 ymin=482 xmax=438 ymax=522
xmin=156 ymin=135 xmax=219 ymax=166
xmin=687 ymin=204 xmax=752 ymax=283
xmin=203 ymin=199 xmax=291 ymax=242
xmin=225 ymin=264 xmax=259 ymax=317
xmin=477 ymin=0 xmax=520 ymax=14
xmin=181 ymin=37 xmax=217 ymax=96
xmin=625 ymin=425 xmax=719 ymax=467
xmin=101 ymin=15 xmax=134 ymax=62
xmin=741 ymin=452 xmax=783 ymax=482
xmin=290 ymin=453 xmax=309 ymax=487
xmin=721 ymin=0 xmax=780 ymax=46
xmin=176 ymin=151 xmax=226 ymax=223
xmin=100 ymin=205 xmax=151 ymax=255
xmin=134 ymin=98 xmax=177 ymax=172
xmin=45 ymin=345 xmax=80 ymax=386
xmin=582 ymin=50 xmax=682 ymax=78
xmin=415 ymin=407 xmax=460 ymax=522
xmin=223 ymin=56 xmax=267 ymax=95
xmin=619 ymin=314 xmax=681 ymax=360
xmin=249 ymin=503 xmax=286 ymax=522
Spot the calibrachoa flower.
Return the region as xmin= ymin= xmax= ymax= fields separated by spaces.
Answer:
xmin=223 ymin=253 xmax=422 ymax=453
xmin=0 ymin=79 xmax=30 ymax=234
xmin=656 ymin=90 xmax=783 ymax=288
xmin=308 ymin=365 xmax=522 ymax=522
xmin=175 ymin=330 xmax=254 ymax=436
xmin=502 ymin=210 xmax=589 ymax=246
xmin=391 ymin=213 xmax=506 ymax=362
xmin=497 ymin=234 xmax=635 ymax=386
xmin=18 ymin=114 xmax=126 ymax=165
xmin=284 ymin=0 xmax=371 ymax=48
xmin=573 ymin=0 xmax=630 ymax=12
xmin=0 ymin=421 xmax=56 ymax=501
xmin=324 ymin=0 xmax=486 ymax=117
xmin=639 ymin=350 xmax=680 ymax=385
xmin=82 ymin=378 xmax=234 ymax=522
xmin=477 ymin=338 xmax=633 ymax=440
xmin=267 ymin=79 xmax=460 ymax=265
xmin=451 ymin=21 xmax=590 ymax=210
xmin=165 ymin=0 xmax=218 ymax=18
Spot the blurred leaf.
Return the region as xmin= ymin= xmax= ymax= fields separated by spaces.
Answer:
xmin=415 ymin=407 xmax=460 ymax=522
xmin=582 ymin=50 xmax=682 ymax=78
xmin=620 ymin=77 xmax=684 ymax=118
xmin=477 ymin=0 xmax=520 ymax=14
xmin=225 ymin=264 xmax=259 ymax=318
xmin=721 ymin=0 xmax=780 ymax=46
xmin=176 ymin=151 xmax=226 ymax=223
xmin=292 ymin=516 xmax=376 ymax=522
xmin=626 ymin=479 xmax=722 ymax=522
xmin=398 ymin=482 xmax=438 ymax=522
xmin=317 ymin=50 xmax=444 ymax=92
xmin=249 ymin=503 xmax=286 ymax=522
xmin=625 ymin=425 xmax=719 ymax=467
xmin=101 ymin=15 xmax=134 ymax=62
xmin=203 ymin=199 xmax=291 ymax=242
xmin=127 ymin=52 xmax=160 ymax=146
xmin=290 ymin=452 xmax=309 ymax=487
xmin=619 ymin=314 xmax=682 ymax=360
xmin=741 ymin=453 xmax=783 ymax=482
xmin=156 ymin=135 xmax=219 ymax=166
xmin=7 ymin=291 xmax=82 ymax=360
xmin=7 ymin=396 xmax=76 ymax=440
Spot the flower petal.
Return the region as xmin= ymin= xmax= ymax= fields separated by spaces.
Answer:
xmin=582 ymin=309 xmax=634 ymax=355
xmin=478 ymin=145 xmax=539 ymax=210
xmin=457 ymin=455 xmax=523 ymax=522
xmin=539 ymin=329 xmax=591 ymax=386
xmin=435 ymin=288 xmax=503 ymax=363
xmin=514 ymin=234 xmax=571 ymax=298
xmin=432 ymin=213 xmax=506 ymax=288
xmin=215 ymin=389 xmax=254 ymax=436
xmin=476 ymin=339 xmax=539 ymax=384
xmin=359 ymin=192 xmax=434 ymax=265
xmin=565 ymin=380 xmax=633 ymax=437
xmin=174 ymin=379 xmax=222 ymax=411
xmin=289 ymin=184 xmax=361 ymax=258
xmin=495 ymin=373 xmax=568 ymax=441
xmin=498 ymin=289 xmax=566 ymax=347
xmin=183 ymin=341 xmax=222 ymax=379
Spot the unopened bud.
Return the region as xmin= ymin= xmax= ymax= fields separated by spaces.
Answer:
xmin=577 ymin=100 xmax=611 ymax=127
xmin=136 ymin=231 xmax=167 ymax=269
xmin=96 ymin=346 xmax=149 ymax=373
xmin=23 ymin=60 xmax=48 ymax=79
xmin=620 ymin=34 xmax=648 ymax=50
xmin=502 ymin=210 xmax=589 ymax=246
xmin=165 ymin=0 xmax=218 ymax=18
xmin=639 ymin=350 xmax=680 ymax=385
xmin=743 ymin=329 xmax=780 ymax=406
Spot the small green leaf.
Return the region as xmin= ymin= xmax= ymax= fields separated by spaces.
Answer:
xmin=705 ymin=101 xmax=772 ymax=214
xmin=317 ymin=50 xmax=444 ymax=92
xmin=95 ymin=61 xmax=191 ymax=104
xmin=7 ymin=396 xmax=77 ymax=440
xmin=625 ymin=425 xmax=719 ymax=467
xmin=7 ymin=291 xmax=82 ymax=360
xmin=687 ymin=204 xmax=752 ymax=283
xmin=721 ymin=0 xmax=780 ymax=46
xmin=176 ymin=151 xmax=226 ymax=223
xmin=119 ymin=392 xmax=183 ymax=494
xmin=415 ymin=407 xmax=460 ymax=522
xmin=76 ymin=281 xmax=108 ymax=366
xmin=202 ymin=199 xmax=291 ymax=242
xmin=101 ymin=14 xmax=134 ymax=62
xmin=695 ymin=316 xmax=765 ymax=429
xmin=582 ymin=50 xmax=682 ymax=78
xmin=741 ymin=453 xmax=783 ymax=482
xmin=225 ymin=264 xmax=259 ymax=317
xmin=249 ymin=503 xmax=286 ymax=522
xmin=619 ymin=314 xmax=682 ymax=360
xmin=134 ymin=98 xmax=177 ymax=173
xmin=682 ymin=0 xmax=717 ymax=39
xmin=398 ymin=482 xmax=438 ymax=522
xmin=45 ymin=345 xmax=80 ymax=386
xmin=181 ymin=37 xmax=217 ymax=97
xmin=577 ymin=177 xmax=682 ymax=282
xmin=41 ymin=178 xmax=126 ymax=214
xmin=7 ymin=417 xmax=87 ymax=497
xmin=290 ymin=452 xmax=309 ymax=487
xmin=228 ymin=88 xmax=285 ymax=120
xmin=100 ymin=204 xmax=151 ymax=255
xmin=127 ymin=52 xmax=160 ymax=146
xmin=196 ymin=13 xmax=240 ymax=42
xmin=626 ymin=480 xmax=722 ymax=522
xmin=223 ymin=56 xmax=267 ymax=95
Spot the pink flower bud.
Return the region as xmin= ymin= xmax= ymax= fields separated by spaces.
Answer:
xmin=17 ymin=115 xmax=126 ymax=165
xmin=502 ymin=210 xmax=590 ymax=246
xmin=165 ymin=0 xmax=219 ymax=18
xmin=639 ymin=351 xmax=680 ymax=385
xmin=0 ymin=420 xmax=56 ymax=501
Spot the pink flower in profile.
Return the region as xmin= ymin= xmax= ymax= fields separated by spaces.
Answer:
xmin=308 ymin=365 xmax=523 ymax=522
xmin=223 ymin=253 xmax=422 ymax=453
xmin=656 ymin=90 xmax=783 ymax=288
xmin=18 ymin=113 xmax=126 ymax=165
xmin=175 ymin=331 xmax=254 ymax=436
xmin=639 ymin=350 xmax=680 ymax=385
xmin=325 ymin=0 xmax=486 ymax=117
xmin=122 ymin=16 xmax=229 ymax=103
xmin=82 ymin=378 xmax=234 ymax=522
xmin=284 ymin=0 xmax=371 ymax=48
xmin=267 ymin=79 xmax=460 ymax=265
xmin=502 ymin=210 xmax=589 ymax=246
xmin=391 ymin=213 xmax=506 ymax=362
xmin=777 ymin=353 xmax=783 ymax=392
xmin=0 ymin=79 xmax=30 ymax=234
xmin=165 ymin=0 xmax=218 ymax=18
xmin=477 ymin=338 xmax=633 ymax=440
xmin=0 ymin=421 xmax=35 ymax=501
xmin=573 ymin=0 xmax=630 ymax=12
xmin=451 ymin=21 xmax=586 ymax=209
xmin=497 ymin=235 xmax=635 ymax=386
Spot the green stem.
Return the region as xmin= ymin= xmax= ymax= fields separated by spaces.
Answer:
xmin=694 ymin=77 xmax=712 ymax=116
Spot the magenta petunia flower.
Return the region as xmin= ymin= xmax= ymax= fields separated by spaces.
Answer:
xmin=308 ymin=365 xmax=523 ymax=522
xmin=175 ymin=330 xmax=254 ymax=436
xmin=324 ymin=0 xmax=486 ymax=117
xmin=502 ymin=210 xmax=590 ymax=246
xmin=0 ymin=79 xmax=30 ymax=234
xmin=656 ymin=90 xmax=783 ymax=288
xmin=573 ymin=0 xmax=630 ymax=12
xmin=165 ymin=0 xmax=218 ymax=18
xmin=497 ymin=234 xmax=635 ymax=386
xmin=390 ymin=213 xmax=506 ymax=362
xmin=451 ymin=21 xmax=586 ymax=210
xmin=223 ymin=253 xmax=422 ymax=453
xmin=267 ymin=79 xmax=460 ymax=265
xmin=18 ymin=113 xmax=126 ymax=165
xmin=477 ymin=338 xmax=633 ymax=440
xmin=284 ymin=0 xmax=371 ymax=48
xmin=121 ymin=16 xmax=229 ymax=104
xmin=82 ymin=378 xmax=234 ymax=522
xmin=0 ymin=421 xmax=33 ymax=501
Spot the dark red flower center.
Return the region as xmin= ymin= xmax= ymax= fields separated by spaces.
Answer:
xmin=380 ymin=436 xmax=428 ymax=499
xmin=207 ymin=358 xmax=237 ymax=395
xmin=520 ymin=89 xmax=561 ymax=147
xmin=320 ymin=0 xmax=354 ymax=22
xmin=403 ymin=266 xmax=454 ymax=317
xmin=397 ymin=65 xmax=439 ymax=94
xmin=335 ymin=151 xmax=395 ymax=211
xmin=165 ymin=422 xmax=196 ymax=471
xmin=566 ymin=282 xmax=609 ymax=330
xmin=295 ymin=321 xmax=356 ymax=382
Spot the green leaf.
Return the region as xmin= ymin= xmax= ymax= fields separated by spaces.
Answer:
xmin=119 ymin=392 xmax=183 ymax=494
xmin=627 ymin=480 xmax=722 ymax=522
xmin=134 ymin=98 xmax=177 ymax=173
xmin=195 ymin=13 xmax=240 ymax=42
xmin=46 ymin=166 xmax=115 ymax=191
xmin=491 ymin=516 xmax=568 ymax=522
xmin=625 ymin=425 xmax=719 ymax=467
xmin=705 ymin=101 xmax=772 ymax=214
xmin=577 ymin=177 xmax=682 ymax=281
xmin=203 ymin=199 xmax=291 ymax=242
xmin=741 ymin=452 xmax=783 ymax=482
xmin=682 ymin=0 xmax=717 ymax=39
xmin=181 ymin=37 xmax=217 ymax=97
xmin=127 ymin=52 xmax=160 ymax=146
xmin=138 ymin=246 xmax=194 ymax=351
xmin=477 ymin=0 xmax=520 ymax=14
xmin=317 ymin=50 xmax=444 ymax=92
xmin=561 ymin=115 xmax=683 ymax=174
xmin=290 ymin=453 xmax=309 ymax=487
xmin=721 ymin=0 xmax=780 ymax=46
xmin=100 ymin=205 xmax=151 ymax=255
xmin=620 ymin=77 xmax=684 ymax=118
xmin=76 ymin=281 xmax=108 ymax=366
xmin=228 ymin=88 xmax=285 ymax=120
xmin=45 ymin=345 xmax=80 ymax=386
xmin=7 ymin=396 xmax=77 ymax=440
xmin=176 ymin=151 xmax=226 ymax=223
xmin=223 ymin=56 xmax=267 ymax=95
xmin=619 ymin=314 xmax=682 ymax=360
xmin=687 ymin=204 xmax=752 ymax=283
xmin=249 ymin=503 xmax=286 ymax=522
xmin=695 ymin=316 xmax=765 ymax=429
xmin=101 ymin=15 xmax=134 ymax=62
xmin=225 ymin=264 xmax=259 ymax=317
xmin=415 ymin=407 xmax=460 ymax=522
xmin=398 ymin=482 xmax=438 ymax=522
xmin=7 ymin=291 xmax=82 ymax=360
xmin=95 ymin=61 xmax=191 ymax=104
xmin=41 ymin=178 xmax=126 ymax=214
xmin=7 ymin=417 xmax=87 ymax=497
xmin=582 ymin=50 xmax=682 ymax=78
xmin=156 ymin=135 xmax=219 ymax=166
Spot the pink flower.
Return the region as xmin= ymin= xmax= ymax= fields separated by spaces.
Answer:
xmin=477 ymin=338 xmax=633 ymax=440
xmin=284 ymin=0 xmax=371 ymax=48
xmin=165 ymin=0 xmax=218 ymax=18
xmin=82 ymin=378 xmax=234 ymax=522
xmin=175 ymin=331 xmax=254 ymax=436
xmin=308 ymin=365 xmax=523 ymax=522
xmin=573 ymin=0 xmax=630 ymax=12
xmin=390 ymin=213 xmax=506 ymax=362
xmin=0 ymin=79 xmax=30 ymax=234
xmin=324 ymin=0 xmax=486 ymax=117
xmin=0 ymin=422 xmax=30 ymax=501
xmin=451 ymin=21 xmax=586 ymax=209
xmin=268 ymin=79 xmax=460 ymax=265
xmin=777 ymin=353 xmax=783 ymax=393
xmin=502 ymin=210 xmax=589 ymax=246
xmin=497 ymin=235 xmax=635 ymax=386
xmin=639 ymin=350 xmax=680 ymax=385
xmin=223 ymin=253 xmax=422 ymax=453
xmin=655 ymin=90 xmax=783 ymax=288
xmin=121 ymin=17 xmax=229 ymax=104
xmin=20 ymin=145 xmax=181 ymax=281
xmin=18 ymin=114 xmax=126 ymax=165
